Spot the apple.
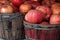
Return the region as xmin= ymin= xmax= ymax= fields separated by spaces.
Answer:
xmin=36 ymin=6 xmax=51 ymax=20
xmin=49 ymin=30 xmax=59 ymax=40
xmin=0 ymin=4 xmax=2 ymax=8
xmin=24 ymin=1 xmax=40 ymax=8
xmin=10 ymin=2 xmax=19 ymax=13
xmin=25 ymin=28 xmax=32 ymax=38
xmin=25 ymin=10 xmax=45 ymax=24
xmin=30 ymin=0 xmax=39 ymax=2
xmin=31 ymin=29 xmax=38 ymax=39
xmin=51 ymin=3 xmax=60 ymax=14
xmin=24 ymin=1 xmax=32 ymax=4
xmin=0 ymin=4 xmax=3 ymax=12
xmin=22 ymin=0 xmax=27 ymax=2
xmin=40 ymin=30 xmax=58 ymax=40
xmin=11 ymin=0 xmax=22 ymax=6
xmin=52 ymin=7 xmax=60 ymax=15
xmin=0 ymin=0 xmax=9 ymax=4
xmin=30 ymin=1 xmax=40 ymax=8
xmin=0 ymin=4 xmax=13 ymax=13
xmin=19 ymin=4 xmax=32 ymax=13
xmin=40 ymin=21 xmax=48 ymax=25
xmin=42 ymin=0 xmax=55 ymax=7
xmin=50 ymin=15 xmax=60 ymax=24
xmin=51 ymin=3 xmax=60 ymax=8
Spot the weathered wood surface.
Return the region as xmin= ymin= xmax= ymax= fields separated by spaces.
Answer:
xmin=0 ymin=14 xmax=24 ymax=40
xmin=0 ymin=21 xmax=9 ymax=40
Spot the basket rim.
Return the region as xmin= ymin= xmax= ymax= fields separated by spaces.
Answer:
xmin=24 ymin=21 xmax=60 ymax=29
xmin=0 ymin=13 xmax=23 ymax=22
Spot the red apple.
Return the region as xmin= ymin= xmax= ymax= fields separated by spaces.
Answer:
xmin=40 ymin=21 xmax=48 ymax=25
xmin=0 ymin=4 xmax=3 ymax=12
xmin=11 ymin=0 xmax=22 ymax=6
xmin=24 ymin=1 xmax=40 ymax=8
xmin=36 ymin=6 xmax=51 ymax=20
xmin=42 ymin=0 xmax=55 ymax=7
xmin=0 ymin=4 xmax=13 ymax=13
xmin=10 ymin=2 xmax=19 ymax=13
xmin=31 ymin=1 xmax=40 ymax=8
xmin=19 ymin=4 xmax=32 ymax=13
xmin=25 ymin=10 xmax=45 ymax=24
xmin=0 ymin=4 xmax=2 ymax=8
xmin=50 ymin=15 xmax=60 ymax=24
xmin=24 ymin=1 xmax=32 ymax=4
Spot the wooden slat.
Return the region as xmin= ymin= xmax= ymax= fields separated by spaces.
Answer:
xmin=12 ymin=15 xmax=23 ymax=40
xmin=0 ymin=14 xmax=23 ymax=40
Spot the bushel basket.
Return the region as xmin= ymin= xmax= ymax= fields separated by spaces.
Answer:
xmin=0 ymin=13 xmax=24 ymax=40
xmin=24 ymin=21 xmax=60 ymax=40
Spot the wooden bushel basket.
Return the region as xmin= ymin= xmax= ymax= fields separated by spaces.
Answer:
xmin=0 ymin=13 xmax=24 ymax=40
xmin=24 ymin=21 xmax=60 ymax=40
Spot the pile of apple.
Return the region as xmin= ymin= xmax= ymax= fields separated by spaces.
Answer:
xmin=23 ymin=0 xmax=60 ymax=25
xmin=25 ymin=3 xmax=60 ymax=25
xmin=0 ymin=0 xmax=60 ymax=24
xmin=0 ymin=0 xmax=55 ymax=13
